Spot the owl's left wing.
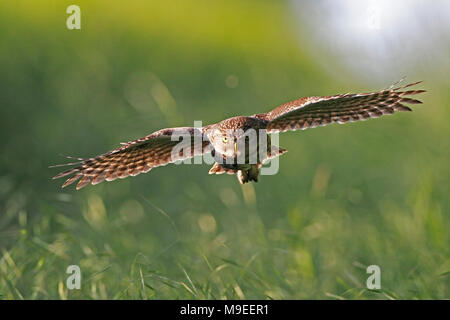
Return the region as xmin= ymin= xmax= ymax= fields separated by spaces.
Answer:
xmin=256 ymin=81 xmax=425 ymax=133
xmin=52 ymin=127 xmax=211 ymax=190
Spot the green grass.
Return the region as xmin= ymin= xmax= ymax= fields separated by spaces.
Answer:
xmin=0 ymin=0 xmax=448 ymax=299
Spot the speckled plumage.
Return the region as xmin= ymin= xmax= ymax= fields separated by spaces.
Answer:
xmin=52 ymin=81 xmax=425 ymax=189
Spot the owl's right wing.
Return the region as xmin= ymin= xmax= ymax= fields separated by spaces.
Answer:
xmin=51 ymin=127 xmax=211 ymax=190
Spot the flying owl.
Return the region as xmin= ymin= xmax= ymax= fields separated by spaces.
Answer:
xmin=52 ymin=81 xmax=425 ymax=189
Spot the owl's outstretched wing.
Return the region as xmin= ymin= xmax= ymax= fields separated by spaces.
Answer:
xmin=52 ymin=127 xmax=210 ymax=190
xmin=255 ymin=81 xmax=425 ymax=133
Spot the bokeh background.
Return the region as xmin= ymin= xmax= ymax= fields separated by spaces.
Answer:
xmin=0 ymin=0 xmax=448 ymax=299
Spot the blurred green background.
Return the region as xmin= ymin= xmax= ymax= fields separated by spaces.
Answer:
xmin=0 ymin=0 xmax=448 ymax=299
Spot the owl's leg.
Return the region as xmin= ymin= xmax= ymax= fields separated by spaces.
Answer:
xmin=237 ymin=165 xmax=259 ymax=184
xmin=247 ymin=164 xmax=260 ymax=182
xmin=236 ymin=170 xmax=248 ymax=184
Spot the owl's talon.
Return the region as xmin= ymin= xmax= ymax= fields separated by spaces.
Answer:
xmin=237 ymin=170 xmax=248 ymax=184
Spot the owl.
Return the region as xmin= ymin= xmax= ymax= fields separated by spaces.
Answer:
xmin=52 ymin=81 xmax=425 ymax=189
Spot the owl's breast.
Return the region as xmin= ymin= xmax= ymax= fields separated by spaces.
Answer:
xmin=212 ymin=135 xmax=271 ymax=170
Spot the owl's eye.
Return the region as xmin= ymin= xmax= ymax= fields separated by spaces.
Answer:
xmin=222 ymin=136 xmax=228 ymax=143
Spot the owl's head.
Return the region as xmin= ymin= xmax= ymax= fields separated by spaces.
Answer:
xmin=206 ymin=116 xmax=269 ymax=165
xmin=208 ymin=127 xmax=263 ymax=164
xmin=209 ymin=128 xmax=239 ymax=158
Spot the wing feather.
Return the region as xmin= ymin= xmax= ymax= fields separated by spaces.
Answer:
xmin=52 ymin=127 xmax=211 ymax=189
xmin=261 ymin=81 xmax=425 ymax=133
